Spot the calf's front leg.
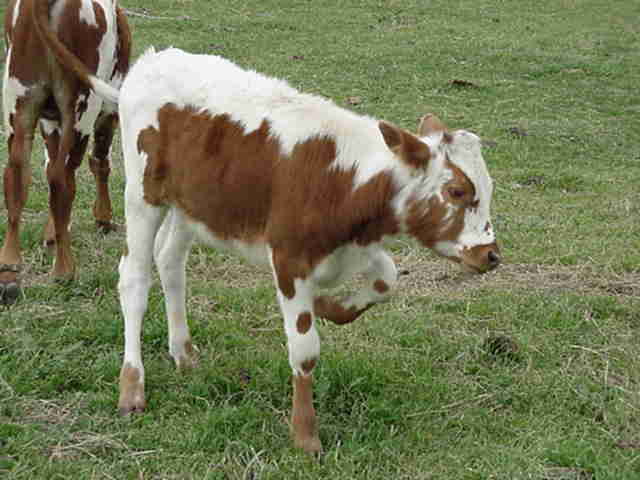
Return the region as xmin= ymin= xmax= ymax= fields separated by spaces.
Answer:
xmin=315 ymin=249 xmax=397 ymax=325
xmin=271 ymin=252 xmax=322 ymax=453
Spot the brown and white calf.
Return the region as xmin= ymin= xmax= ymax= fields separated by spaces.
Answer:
xmin=0 ymin=0 xmax=130 ymax=303
xmin=117 ymin=47 xmax=500 ymax=453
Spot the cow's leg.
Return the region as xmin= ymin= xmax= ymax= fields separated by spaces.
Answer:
xmin=46 ymin=120 xmax=89 ymax=280
xmin=89 ymin=110 xmax=117 ymax=233
xmin=39 ymin=119 xmax=61 ymax=252
xmin=154 ymin=208 xmax=197 ymax=370
xmin=271 ymin=251 xmax=322 ymax=453
xmin=314 ymin=249 xmax=397 ymax=325
xmin=117 ymin=183 xmax=165 ymax=415
xmin=0 ymin=92 xmax=39 ymax=304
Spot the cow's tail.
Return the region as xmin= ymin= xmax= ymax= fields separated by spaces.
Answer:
xmin=32 ymin=0 xmax=120 ymax=105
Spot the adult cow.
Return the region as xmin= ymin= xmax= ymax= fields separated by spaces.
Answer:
xmin=116 ymin=48 xmax=500 ymax=453
xmin=0 ymin=0 xmax=131 ymax=304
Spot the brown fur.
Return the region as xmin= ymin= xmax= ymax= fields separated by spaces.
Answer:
xmin=405 ymin=159 xmax=477 ymax=248
xmin=379 ymin=121 xmax=431 ymax=169
xmin=373 ymin=279 xmax=390 ymax=294
xmin=118 ymin=362 xmax=145 ymax=415
xmin=314 ymin=295 xmax=373 ymax=325
xmin=0 ymin=0 xmax=131 ymax=296
xmin=128 ymin=101 xmax=498 ymax=454
xmin=138 ymin=104 xmax=401 ymax=299
xmin=296 ymin=312 xmax=313 ymax=334
xmin=301 ymin=358 xmax=317 ymax=374
xmin=291 ymin=373 xmax=322 ymax=453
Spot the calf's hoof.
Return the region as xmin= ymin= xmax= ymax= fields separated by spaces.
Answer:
xmin=118 ymin=398 xmax=146 ymax=416
xmin=173 ymin=341 xmax=200 ymax=371
xmin=96 ymin=220 xmax=119 ymax=234
xmin=294 ymin=435 xmax=323 ymax=455
xmin=118 ymin=363 xmax=146 ymax=415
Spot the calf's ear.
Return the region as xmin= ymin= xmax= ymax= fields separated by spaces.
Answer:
xmin=379 ymin=121 xmax=403 ymax=150
xmin=379 ymin=121 xmax=430 ymax=169
xmin=418 ymin=113 xmax=447 ymax=137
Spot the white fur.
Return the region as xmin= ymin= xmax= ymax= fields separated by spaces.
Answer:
xmin=78 ymin=0 xmax=98 ymax=26
xmin=2 ymin=64 xmax=29 ymax=136
xmin=274 ymin=275 xmax=321 ymax=375
xmin=74 ymin=0 xmax=119 ymax=129
xmin=50 ymin=0 xmax=66 ymax=33
xmin=444 ymin=130 xmax=495 ymax=249
xmin=116 ymin=48 xmax=498 ymax=410
xmin=11 ymin=0 xmax=21 ymax=29
xmin=40 ymin=119 xmax=61 ymax=167
xmin=120 ymin=48 xmax=404 ymax=190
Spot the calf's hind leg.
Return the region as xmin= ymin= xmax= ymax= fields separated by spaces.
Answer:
xmin=154 ymin=209 xmax=198 ymax=370
xmin=117 ymin=185 xmax=165 ymax=415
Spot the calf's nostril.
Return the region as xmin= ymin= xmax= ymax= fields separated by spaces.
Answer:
xmin=487 ymin=250 xmax=500 ymax=266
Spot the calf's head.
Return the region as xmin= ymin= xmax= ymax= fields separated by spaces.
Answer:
xmin=381 ymin=114 xmax=500 ymax=273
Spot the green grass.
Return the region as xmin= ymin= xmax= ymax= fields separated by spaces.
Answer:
xmin=1 ymin=0 xmax=640 ymax=478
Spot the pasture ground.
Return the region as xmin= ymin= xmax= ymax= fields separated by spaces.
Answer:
xmin=1 ymin=1 xmax=639 ymax=478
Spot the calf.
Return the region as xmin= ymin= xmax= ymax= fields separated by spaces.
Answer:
xmin=117 ymin=47 xmax=500 ymax=453
xmin=0 ymin=0 xmax=130 ymax=304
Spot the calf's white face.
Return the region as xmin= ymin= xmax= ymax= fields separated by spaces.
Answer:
xmin=388 ymin=115 xmax=500 ymax=273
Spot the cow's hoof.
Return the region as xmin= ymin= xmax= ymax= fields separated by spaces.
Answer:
xmin=0 ymin=282 xmax=21 ymax=305
xmin=96 ymin=220 xmax=119 ymax=234
xmin=0 ymin=266 xmax=21 ymax=305
xmin=52 ymin=273 xmax=75 ymax=286
xmin=43 ymin=238 xmax=56 ymax=254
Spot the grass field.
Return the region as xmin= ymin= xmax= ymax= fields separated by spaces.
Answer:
xmin=1 ymin=0 xmax=640 ymax=478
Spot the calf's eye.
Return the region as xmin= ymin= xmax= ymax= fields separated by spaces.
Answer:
xmin=449 ymin=188 xmax=466 ymax=199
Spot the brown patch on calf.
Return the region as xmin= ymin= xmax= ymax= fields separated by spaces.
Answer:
xmin=138 ymin=105 xmax=401 ymax=297
xmin=314 ymin=295 xmax=373 ymax=325
xmin=301 ymin=358 xmax=317 ymax=374
xmin=268 ymin=136 xmax=401 ymax=264
xmin=296 ymin=311 xmax=313 ymax=334
xmin=406 ymin=159 xmax=476 ymax=249
xmin=373 ymin=279 xmax=389 ymax=294
xmin=138 ymin=106 xmax=278 ymax=240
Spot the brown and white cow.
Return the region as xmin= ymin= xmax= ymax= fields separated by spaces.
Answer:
xmin=116 ymin=47 xmax=500 ymax=453
xmin=0 ymin=0 xmax=130 ymax=304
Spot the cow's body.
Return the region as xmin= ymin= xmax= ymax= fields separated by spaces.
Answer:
xmin=117 ymin=48 xmax=500 ymax=452
xmin=0 ymin=0 xmax=130 ymax=304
